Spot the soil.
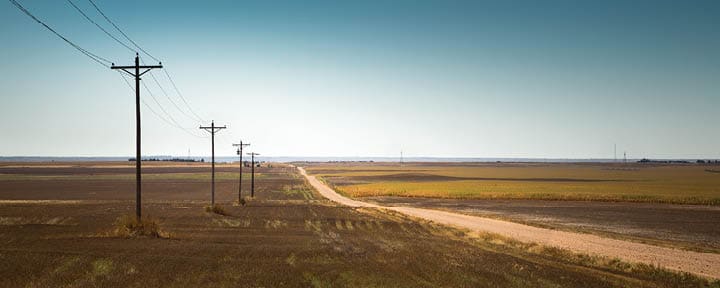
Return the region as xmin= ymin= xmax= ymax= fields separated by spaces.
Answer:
xmin=300 ymin=167 xmax=720 ymax=279
xmin=0 ymin=162 xmax=716 ymax=286
xmin=364 ymin=197 xmax=720 ymax=252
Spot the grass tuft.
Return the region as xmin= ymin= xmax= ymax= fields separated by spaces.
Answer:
xmin=205 ymin=204 xmax=229 ymax=216
xmin=112 ymin=215 xmax=168 ymax=238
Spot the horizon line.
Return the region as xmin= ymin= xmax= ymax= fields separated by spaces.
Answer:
xmin=1 ymin=155 xmax=719 ymax=161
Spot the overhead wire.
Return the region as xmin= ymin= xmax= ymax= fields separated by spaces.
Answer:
xmin=65 ymin=0 xmax=136 ymax=53
xmin=141 ymin=80 xmax=206 ymax=138
xmin=162 ymin=69 xmax=206 ymax=122
xmin=116 ymin=65 xmax=210 ymax=141
xmin=117 ymin=71 xmax=183 ymax=132
xmin=75 ymin=0 xmax=208 ymax=136
xmin=144 ymin=66 xmax=203 ymax=123
xmin=8 ymin=0 xmax=112 ymax=68
xmin=81 ymin=0 xmax=207 ymax=124
xmin=13 ymin=0 xmax=211 ymax=140
xmin=119 ymin=70 xmax=205 ymax=139
xmin=86 ymin=0 xmax=161 ymax=63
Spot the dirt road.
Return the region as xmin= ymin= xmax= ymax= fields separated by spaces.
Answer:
xmin=366 ymin=196 xmax=720 ymax=252
xmin=298 ymin=167 xmax=720 ymax=279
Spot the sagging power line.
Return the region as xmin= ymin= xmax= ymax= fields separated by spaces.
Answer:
xmin=68 ymin=0 xmax=204 ymax=127
xmin=8 ymin=0 xmax=112 ymax=67
xmin=163 ymin=69 xmax=206 ymax=122
xmin=118 ymin=71 xmax=206 ymax=139
xmin=12 ymin=0 xmax=218 ymax=222
xmin=87 ymin=0 xmax=160 ymax=63
xmin=141 ymin=80 xmax=205 ymax=138
xmin=76 ymin=0 xmax=206 ymax=126
xmin=118 ymin=72 xmax=172 ymax=125
xmin=11 ymin=0 xmax=201 ymax=134
xmin=147 ymin=70 xmax=203 ymax=123
xmin=65 ymin=0 xmax=136 ymax=53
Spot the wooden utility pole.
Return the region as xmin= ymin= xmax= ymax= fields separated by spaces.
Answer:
xmin=200 ymin=121 xmax=227 ymax=206
xmin=247 ymin=152 xmax=260 ymax=198
xmin=232 ymin=141 xmax=250 ymax=203
xmin=111 ymin=53 xmax=162 ymax=220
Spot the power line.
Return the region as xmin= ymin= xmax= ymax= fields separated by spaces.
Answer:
xmin=141 ymin=80 xmax=206 ymax=138
xmin=65 ymin=0 xmax=136 ymax=53
xmin=82 ymin=0 xmax=206 ymax=123
xmin=9 ymin=0 xmax=112 ymax=67
xmin=118 ymin=71 xmax=195 ymax=135
xmin=163 ymin=69 xmax=206 ymax=122
xmin=147 ymin=70 xmax=203 ymax=123
xmin=78 ymin=0 xmax=207 ymax=136
xmin=142 ymin=81 xmax=184 ymax=128
xmin=121 ymin=74 xmax=175 ymax=128
xmin=140 ymin=58 xmax=205 ymax=123
xmin=119 ymin=70 xmax=205 ymax=139
xmin=87 ymin=0 xmax=161 ymax=63
xmin=15 ymin=0 xmax=211 ymax=144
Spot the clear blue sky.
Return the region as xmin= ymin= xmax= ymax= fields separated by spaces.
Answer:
xmin=1 ymin=0 xmax=718 ymax=158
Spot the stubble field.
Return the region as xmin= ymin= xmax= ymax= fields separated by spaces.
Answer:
xmin=0 ymin=162 xmax=716 ymax=287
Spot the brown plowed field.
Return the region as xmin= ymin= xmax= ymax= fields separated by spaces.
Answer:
xmin=0 ymin=162 xmax=715 ymax=287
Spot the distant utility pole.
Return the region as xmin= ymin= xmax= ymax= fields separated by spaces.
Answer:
xmin=247 ymin=152 xmax=260 ymax=198
xmin=111 ymin=53 xmax=162 ymax=220
xmin=624 ymin=151 xmax=627 ymax=164
xmin=614 ymin=144 xmax=617 ymax=163
xmin=400 ymin=150 xmax=403 ymax=165
xmin=199 ymin=121 xmax=227 ymax=206
xmin=232 ymin=141 xmax=250 ymax=203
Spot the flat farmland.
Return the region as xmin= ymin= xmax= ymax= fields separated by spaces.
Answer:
xmin=307 ymin=162 xmax=720 ymax=205
xmin=306 ymin=162 xmax=720 ymax=253
xmin=0 ymin=162 xmax=287 ymax=201
xmin=0 ymin=162 xmax=716 ymax=287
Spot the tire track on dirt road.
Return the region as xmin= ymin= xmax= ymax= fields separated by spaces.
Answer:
xmin=298 ymin=167 xmax=720 ymax=279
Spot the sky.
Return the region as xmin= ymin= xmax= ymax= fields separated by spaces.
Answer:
xmin=1 ymin=0 xmax=718 ymax=158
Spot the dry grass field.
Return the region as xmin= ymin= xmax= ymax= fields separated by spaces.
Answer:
xmin=307 ymin=162 xmax=720 ymax=205
xmin=306 ymin=162 xmax=720 ymax=254
xmin=0 ymin=162 xmax=717 ymax=287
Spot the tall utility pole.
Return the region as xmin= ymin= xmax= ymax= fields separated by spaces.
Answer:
xmin=247 ymin=152 xmax=260 ymax=198
xmin=232 ymin=141 xmax=250 ymax=203
xmin=111 ymin=53 xmax=162 ymax=220
xmin=199 ymin=121 xmax=227 ymax=206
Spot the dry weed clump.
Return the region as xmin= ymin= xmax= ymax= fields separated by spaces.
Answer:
xmin=205 ymin=204 xmax=229 ymax=216
xmin=112 ymin=215 xmax=169 ymax=238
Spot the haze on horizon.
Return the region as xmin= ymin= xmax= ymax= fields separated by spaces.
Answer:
xmin=1 ymin=0 xmax=718 ymax=159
